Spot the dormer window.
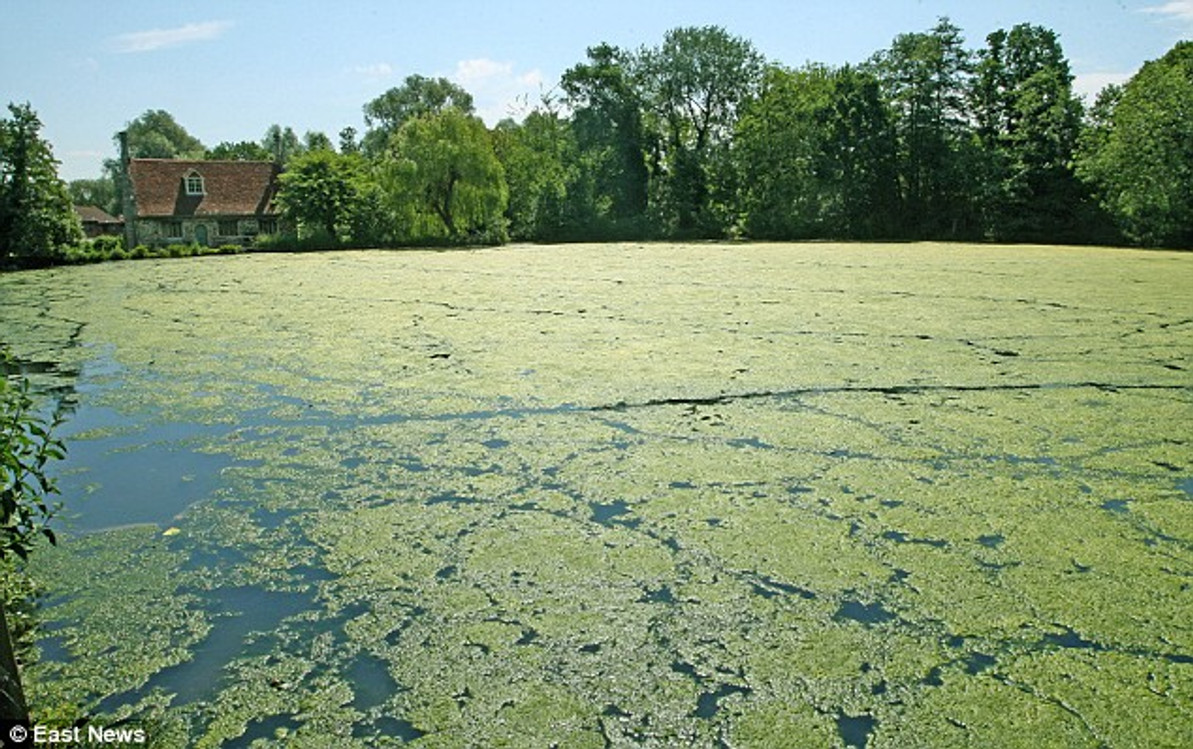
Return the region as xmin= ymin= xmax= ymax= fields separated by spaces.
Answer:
xmin=184 ymin=171 xmax=205 ymax=196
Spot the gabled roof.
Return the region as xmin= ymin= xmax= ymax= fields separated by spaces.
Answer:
xmin=128 ymin=159 xmax=280 ymax=218
xmin=74 ymin=205 xmax=122 ymax=224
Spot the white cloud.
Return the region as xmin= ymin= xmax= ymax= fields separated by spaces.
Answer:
xmin=1142 ymin=1 xmax=1193 ymax=21
xmin=112 ymin=21 xmax=233 ymax=53
xmin=350 ymin=62 xmax=394 ymax=80
xmin=1073 ymin=71 xmax=1135 ymax=101
xmin=1142 ymin=0 xmax=1193 ymax=35
xmin=451 ymin=58 xmax=546 ymax=124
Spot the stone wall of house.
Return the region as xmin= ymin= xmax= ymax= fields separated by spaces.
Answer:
xmin=131 ymin=217 xmax=277 ymax=247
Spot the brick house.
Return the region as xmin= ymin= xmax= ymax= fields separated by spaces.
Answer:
xmin=120 ymin=132 xmax=282 ymax=248
xmin=74 ymin=205 xmax=124 ymax=238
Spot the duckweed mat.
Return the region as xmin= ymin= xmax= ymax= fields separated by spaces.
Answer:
xmin=1 ymin=242 xmax=1190 ymax=747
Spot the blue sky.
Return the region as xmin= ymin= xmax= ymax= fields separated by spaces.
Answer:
xmin=3 ymin=0 xmax=1191 ymax=181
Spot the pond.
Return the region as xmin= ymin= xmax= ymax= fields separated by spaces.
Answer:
xmin=1 ymin=242 xmax=1190 ymax=746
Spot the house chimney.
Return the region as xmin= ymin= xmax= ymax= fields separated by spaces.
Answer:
xmin=118 ymin=130 xmax=130 ymax=168
xmin=118 ymin=131 xmax=136 ymax=250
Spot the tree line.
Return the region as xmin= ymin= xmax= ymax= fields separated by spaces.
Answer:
xmin=4 ymin=18 xmax=1193 ymax=265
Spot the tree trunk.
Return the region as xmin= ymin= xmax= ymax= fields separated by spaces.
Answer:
xmin=0 ymin=600 xmax=28 ymax=721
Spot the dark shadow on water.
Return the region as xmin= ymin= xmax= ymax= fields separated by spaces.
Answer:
xmin=727 ymin=437 xmax=773 ymax=450
xmin=750 ymin=576 xmax=817 ymax=600
xmin=253 ymin=506 xmax=302 ymax=530
xmin=882 ymin=530 xmax=947 ymax=548
xmin=37 ymin=634 xmax=69 ymax=664
xmin=964 ymin=652 xmax=997 ymax=675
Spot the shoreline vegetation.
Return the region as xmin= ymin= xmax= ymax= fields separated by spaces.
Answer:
xmin=3 ymin=21 xmax=1193 ymax=270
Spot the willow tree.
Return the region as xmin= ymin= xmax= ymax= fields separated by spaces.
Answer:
xmin=382 ymin=108 xmax=508 ymax=243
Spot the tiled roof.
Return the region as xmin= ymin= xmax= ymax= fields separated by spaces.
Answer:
xmin=128 ymin=159 xmax=280 ymax=218
xmin=74 ymin=205 xmax=122 ymax=224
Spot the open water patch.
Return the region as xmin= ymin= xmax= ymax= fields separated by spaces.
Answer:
xmin=1178 ymin=477 xmax=1193 ymax=499
xmin=101 ymin=585 xmax=313 ymax=711
xmin=693 ymin=683 xmax=751 ymax=719
xmin=226 ymin=714 xmax=300 ymax=748
xmin=837 ymin=713 xmax=878 ymax=749
xmin=346 ymin=652 xmax=401 ymax=712
xmin=834 ymin=599 xmax=896 ymax=626
xmin=590 ymin=500 xmax=632 ymax=526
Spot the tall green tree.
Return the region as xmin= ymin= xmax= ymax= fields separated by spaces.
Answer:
xmin=0 ymin=103 xmax=82 ymax=265
xmin=339 ymin=126 xmax=360 ymax=155
xmin=206 ymin=140 xmax=272 ymax=161
xmin=363 ymin=75 xmax=475 ymax=158
xmin=871 ymin=18 xmax=978 ymax=238
xmin=1077 ymin=41 xmax=1193 ymax=248
xmin=120 ymin=109 xmax=206 ymax=159
xmin=493 ymin=111 xmax=575 ymax=240
xmin=560 ymin=43 xmax=652 ymax=235
xmin=639 ymin=26 xmax=764 ymax=234
xmin=971 ymin=24 xmax=1085 ymax=241
xmin=735 ymin=64 xmax=897 ymax=239
xmin=735 ymin=65 xmax=837 ymax=238
xmin=278 ymin=150 xmax=378 ymax=243
xmin=262 ymin=124 xmax=304 ymax=165
xmin=303 ymin=131 xmax=334 ymax=153
xmin=381 ymin=108 xmax=507 ymax=243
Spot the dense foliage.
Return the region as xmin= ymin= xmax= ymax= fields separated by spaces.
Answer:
xmin=0 ymin=361 xmax=62 ymax=561
xmin=0 ymin=104 xmax=82 ymax=265
xmin=6 ymin=18 xmax=1193 ymax=260
xmin=1076 ymin=41 xmax=1193 ymax=248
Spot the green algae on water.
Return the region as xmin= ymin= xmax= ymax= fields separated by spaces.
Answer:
xmin=2 ymin=242 xmax=1190 ymax=746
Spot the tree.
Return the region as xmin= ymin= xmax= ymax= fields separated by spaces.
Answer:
xmin=971 ymin=24 xmax=1085 ymax=241
xmin=362 ymin=75 xmax=475 ymax=157
xmin=734 ymin=65 xmax=836 ymax=238
xmin=493 ymin=111 xmax=575 ymax=240
xmin=120 ymin=109 xmax=206 ymax=159
xmin=381 ymin=108 xmax=507 ymax=243
xmin=207 ymin=140 xmax=272 ymax=161
xmin=560 ymin=43 xmax=652 ymax=235
xmin=0 ymin=103 xmax=83 ymax=265
xmin=871 ymin=18 xmax=979 ymax=238
xmin=1076 ymin=41 xmax=1193 ymax=248
xmin=734 ymin=64 xmax=898 ymax=239
xmin=339 ymin=126 xmax=360 ymax=155
xmin=67 ymin=177 xmax=119 ymax=217
xmin=639 ymin=26 xmax=765 ymax=234
xmin=277 ymin=150 xmax=377 ymax=243
xmin=303 ymin=130 xmax=334 ymax=153
xmin=262 ymin=124 xmax=304 ymax=165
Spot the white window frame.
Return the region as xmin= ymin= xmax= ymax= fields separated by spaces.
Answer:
xmin=184 ymin=171 xmax=205 ymax=196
